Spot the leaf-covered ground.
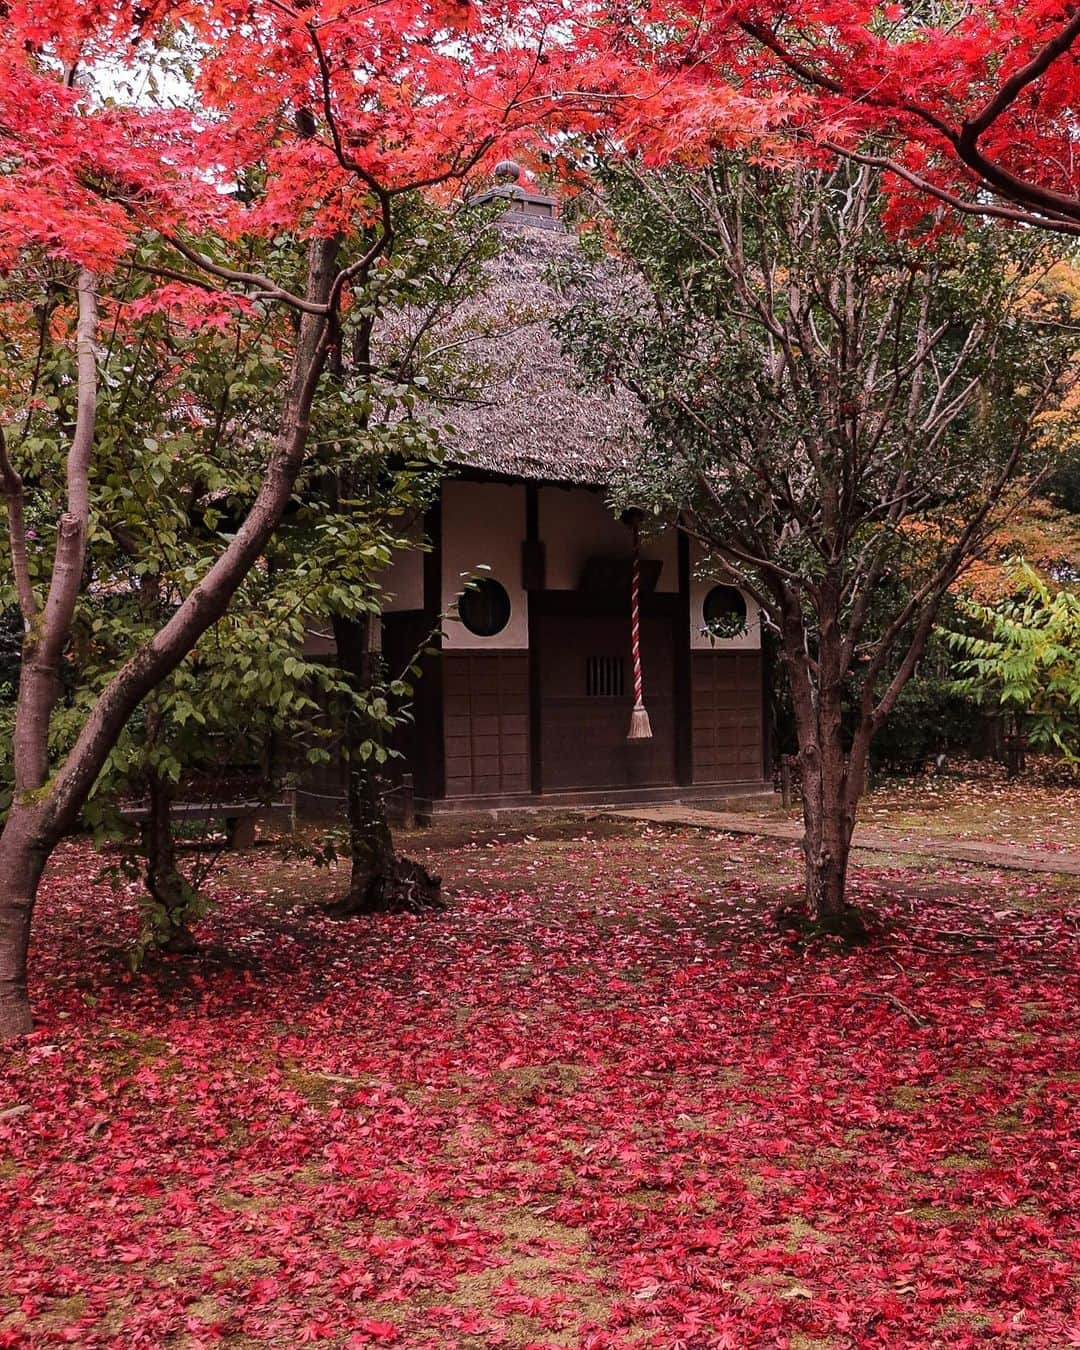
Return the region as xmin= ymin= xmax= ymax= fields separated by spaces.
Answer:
xmin=1 ymin=822 xmax=1078 ymax=1348
xmin=737 ymin=761 xmax=1080 ymax=853
xmin=855 ymin=770 xmax=1080 ymax=853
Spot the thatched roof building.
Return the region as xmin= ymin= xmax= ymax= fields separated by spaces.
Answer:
xmin=305 ymin=162 xmax=770 ymax=820
xmin=422 ymin=164 xmax=642 ymax=488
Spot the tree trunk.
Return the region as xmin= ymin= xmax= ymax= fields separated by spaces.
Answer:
xmin=342 ymin=727 xmax=401 ymax=912
xmin=0 ymin=271 xmax=98 ymax=1038
xmin=800 ymin=764 xmax=858 ymax=933
xmin=134 ymin=584 xmax=199 ymax=956
xmin=141 ymin=773 xmax=199 ymax=955
xmin=792 ymin=702 xmax=871 ymax=939
xmin=784 ymin=603 xmax=866 ymax=939
xmin=328 ymin=613 xmax=441 ymax=916
xmin=0 ymin=239 xmax=338 ymax=1039
xmin=0 ymin=806 xmax=51 ymax=1039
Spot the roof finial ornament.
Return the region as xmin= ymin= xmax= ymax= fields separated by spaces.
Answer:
xmin=493 ymin=159 xmax=522 ymax=184
xmin=468 ymin=156 xmax=560 ymax=230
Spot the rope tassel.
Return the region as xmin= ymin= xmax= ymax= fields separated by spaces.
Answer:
xmin=627 ymin=517 xmax=652 ymax=741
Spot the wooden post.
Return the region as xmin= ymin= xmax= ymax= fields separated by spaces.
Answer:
xmin=226 ymin=813 xmax=257 ymax=850
xmin=400 ymin=773 xmax=416 ymax=831
xmin=780 ymin=756 xmax=792 ymax=809
xmin=1004 ymin=735 xmax=1027 ymax=779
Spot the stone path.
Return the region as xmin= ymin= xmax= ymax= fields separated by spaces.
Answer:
xmin=607 ymin=805 xmax=1080 ymax=877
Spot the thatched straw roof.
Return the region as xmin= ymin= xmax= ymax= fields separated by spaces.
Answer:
xmin=418 ymin=175 xmax=643 ymax=488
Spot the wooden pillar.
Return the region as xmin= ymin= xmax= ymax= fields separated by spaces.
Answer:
xmin=761 ymin=633 xmax=775 ymax=783
xmin=420 ymin=495 xmax=445 ymax=802
xmin=525 ymin=483 xmax=543 ymax=795
xmin=675 ymin=526 xmax=693 ymax=786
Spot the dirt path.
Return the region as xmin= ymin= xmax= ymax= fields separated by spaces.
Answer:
xmin=607 ymin=805 xmax=1080 ymax=876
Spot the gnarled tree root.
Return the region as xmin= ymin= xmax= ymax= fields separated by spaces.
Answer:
xmin=141 ymin=871 xmax=203 ymax=958
xmin=776 ymin=900 xmax=871 ymax=946
xmin=157 ymin=919 xmax=200 ymax=955
xmin=325 ymin=856 xmax=444 ymax=917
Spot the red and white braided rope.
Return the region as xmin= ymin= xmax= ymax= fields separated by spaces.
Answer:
xmin=630 ymin=521 xmax=644 ymax=708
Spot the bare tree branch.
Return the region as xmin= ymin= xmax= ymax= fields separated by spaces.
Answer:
xmin=0 ymin=428 xmax=36 ymax=624
xmin=740 ymin=17 xmax=1080 ymax=234
xmin=13 ymin=270 xmax=99 ymax=795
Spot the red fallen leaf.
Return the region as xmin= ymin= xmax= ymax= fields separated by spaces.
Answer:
xmin=352 ymin=1321 xmax=400 ymax=1343
xmin=298 ymin=1320 xmax=335 ymax=1341
xmin=4 ymin=833 xmax=1079 ymax=1347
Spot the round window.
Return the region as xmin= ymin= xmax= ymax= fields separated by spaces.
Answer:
xmin=458 ymin=578 xmax=511 ymax=637
xmin=702 ymin=585 xmax=747 ymax=640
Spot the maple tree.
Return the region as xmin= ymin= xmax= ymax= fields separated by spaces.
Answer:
xmin=0 ymin=265 xmax=324 ymax=956
xmin=626 ymin=0 xmax=1080 ymax=237
xmin=58 ymin=215 xmax=490 ymax=951
xmin=560 ymin=155 xmax=1078 ymax=930
xmin=307 ymin=197 xmax=503 ymax=918
xmin=0 ymin=0 xmax=589 ymax=1038
xmin=959 ymin=498 xmax=1080 ymax=604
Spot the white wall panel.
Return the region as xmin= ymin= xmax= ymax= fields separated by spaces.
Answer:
xmin=441 ymin=481 xmax=528 ymax=649
xmin=539 ymin=488 xmax=677 ymax=592
xmin=689 ymin=545 xmax=761 ymax=651
xmin=380 ymin=527 xmax=425 ymax=613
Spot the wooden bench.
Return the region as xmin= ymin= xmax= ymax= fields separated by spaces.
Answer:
xmin=120 ymin=801 xmax=262 ymax=849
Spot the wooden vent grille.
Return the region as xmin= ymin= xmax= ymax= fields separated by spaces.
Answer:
xmin=586 ymin=655 xmax=626 ymax=698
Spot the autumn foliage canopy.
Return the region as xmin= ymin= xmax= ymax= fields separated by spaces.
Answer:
xmin=0 ymin=0 xmax=591 ymax=281
xmin=3 ymin=0 xmax=1079 ymax=282
xmin=609 ymin=0 xmax=1080 ymax=238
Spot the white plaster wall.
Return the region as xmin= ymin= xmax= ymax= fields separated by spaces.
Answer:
xmin=689 ymin=548 xmax=762 ymax=651
xmin=302 ymin=625 xmax=336 ymax=658
xmin=538 ymin=488 xmax=677 ymax=592
xmin=441 ymin=480 xmax=528 ymax=649
xmin=380 ymin=527 xmax=425 ymax=613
